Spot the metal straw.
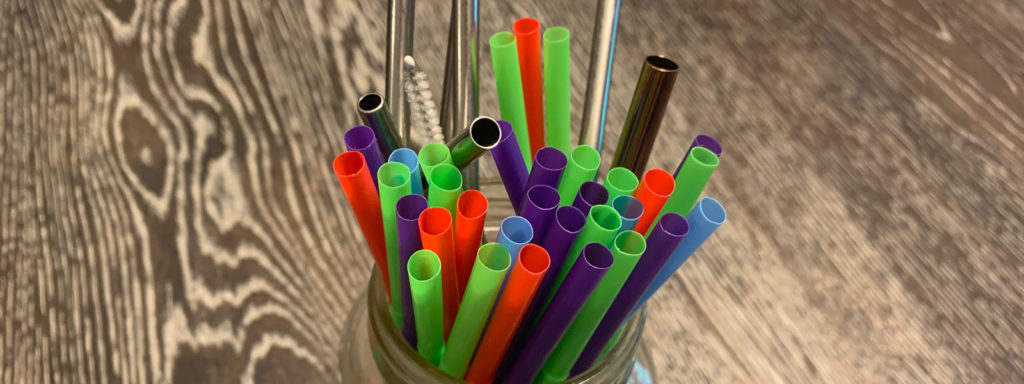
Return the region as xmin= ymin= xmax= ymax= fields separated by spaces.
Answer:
xmin=357 ymin=93 xmax=403 ymax=156
xmin=610 ymin=56 xmax=679 ymax=174
xmin=447 ymin=116 xmax=502 ymax=169
xmin=579 ymin=0 xmax=622 ymax=152
xmin=453 ymin=0 xmax=480 ymax=188
xmin=386 ymin=0 xmax=415 ymax=145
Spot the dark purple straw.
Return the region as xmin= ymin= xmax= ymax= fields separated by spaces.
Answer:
xmin=523 ymin=147 xmax=568 ymax=211
xmin=571 ymin=181 xmax=609 ymax=217
xmin=500 ymin=243 xmax=614 ymax=384
xmin=344 ymin=125 xmax=385 ymax=186
xmin=491 ymin=120 xmax=529 ymax=211
xmin=674 ymin=134 xmax=722 ymax=177
xmin=519 ymin=185 xmax=561 ymax=242
xmin=570 ymin=213 xmax=689 ymax=375
xmin=395 ymin=194 xmax=429 ymax=347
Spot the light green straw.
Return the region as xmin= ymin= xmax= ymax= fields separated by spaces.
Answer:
xmin=603 ymin=167 xmax=639 ymax=202
xmin=538 ymin=230 xmax=646 ymax=383
xmin=557 ymin=145 xmax=601 ymax=205
xmin=543 ymin=27 xmax=571 ymax=155
xmin=427 ymin=163 xmax=463 ymax=222
xmin=418 ymin=142 xmax=454 ymax=184
xmin=379 ymin=161 xmax=412 ymax=328
xmin=438 ymin=243 xmax=512 ymax=377
xmin=408 ymin=250 xmax=445 ymax=365
xmin=546 ymin=204 xmax=621 ymax=307
xmin=655 ymin=146 xmax=719 ymax=224
xmin=489 ymin=32 xmax=531 ymax=168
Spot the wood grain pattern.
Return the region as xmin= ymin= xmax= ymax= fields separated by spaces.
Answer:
xmin=2 ymin=0 xmax=1023 ymax=382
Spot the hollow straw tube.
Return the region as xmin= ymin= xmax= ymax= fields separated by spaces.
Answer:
xmin=408 ymin=250 xmax=445 ymax=365
xmin=379 ymin=162 xmax=412 ymax=327
xmin=496 ymin=216 xmax=533 ymax=267
xmin=557 ymin=146 xmax=601 ymax=206
xmin=612 ymin=195 xmax=644 ymax=233
xmin=547 ymin=205 xmax=621 ymax=304
xmin=571 ymin=213 xmax=688 ymax=375
xmin=345 ymin=125 xmax=385 ymax=186
xmin=571 ymin=181 xmax=609 ymax=217
xmin=357 ymin=93 xmax=403 ymax=156
xmin=396 ymin=194 xmax=430 ymax=346
xmin=447 ymin=116 xmax=503 ymax=169
xmin=611 ymin=56 xmax=680 ymax=174
xmin=332 ymin=152 xmax=389 ymax=295
xmin=389 ymin=148 xmax=424 ymax=195
xmin=419 ymin=207 xmax=461 ymax=338
xmin=674 ymin=134 xmax=723 ymax=176
xmin=636 ymin=197 xmax=726 ymax=315
xmin=519 ymin=185 xmax=560 ymax=242
xmin=514 ymin=18 xmax=545 ymax=159
xmin=501 ymin=243 xmax=614 ymax=384
xmin=455 ymin=190 xmax=488 ymax=299
xmin=491 ymin=120 xmax=529 ymax=210
xmin=489 ymin=32 xmax=531 ymax=167
xmin=603 ymin=167 xmax=639 ymax=202
xmin=523 ymin=147 xmax=568 ymax=213
xmin=418 ymin=142 xmax=454 ymax=185
xmin=538 ymin=230 xmax=646 ymax=383
xmin=654 ymin=146 xmax=720 ymax=225
xmin=632 ymin=168 xmax=675 ymax=235
xmin=543 ymin=27 xmax=571 ymax=155
xmin=439 ymin=243 xmax=512 ymax=377
xmin=427 ymin=163 xmax=464 ymax=221
xmin=385 ymin=0 xmax=412 ymax=146
xmin=579 ymin=0 xmax=621 ymax=151
xmin=465 ymin=245 xmax=550 ymax=384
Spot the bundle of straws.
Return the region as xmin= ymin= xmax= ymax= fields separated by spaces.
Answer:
xmin=332 ymin=14 xmax=726 ymax=384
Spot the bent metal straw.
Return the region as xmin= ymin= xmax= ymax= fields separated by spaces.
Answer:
xmin=357 ymin=93 xmax=403 ymax=157
xmin=332 ymin=152 xmax=389 ymax=297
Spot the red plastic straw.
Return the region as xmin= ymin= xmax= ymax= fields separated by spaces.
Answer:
xmin=419 ymin=207 xmax=460 ymax=339
xmin=333 ymin=152 xmax=390 ymax=298
xmin=514 ymin=17 xmax=545 ymax=159
xmin=455 ymin=190 xmax=489 ymax=300
xmin=465 ymin=244 xmax=550 ymax=384
xmin=632 ymin=168 xmax=675 ymax=235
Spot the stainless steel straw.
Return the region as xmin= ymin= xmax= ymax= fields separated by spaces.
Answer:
xmin=386 ymin=0 xmax=415 ymax=145
xmin=453 ymin=0 xmax=480 ymax=188
xmin=446 ymin=116 xmax=502 ymax=169
xmin=357 ymin=93 xmax=403 ymax=156
xmin=579 ymin=0 xmax=622 ymax=153
xmin=611 ymin=55 xmax=679 ymax=174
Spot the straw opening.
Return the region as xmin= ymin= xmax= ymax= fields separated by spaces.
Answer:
xmin=477 ymin=243 xmax=512 ymax=271
xmin=535 ymin=147 xmax=568 ymax=170
xmin=389 ymin=148 xmax=419 ymax=172
xmin=579 ymin=182 xmax=609 ymax=205
xmin=430 ymin=164 xmax=463 ymax=190
xmin=606 ymin=167 xmax=639 ymax=190
xmin=333 ymin=152 xmax=365 ymax=176
xmin=695 ymin=134 xmax=723 ymax=156
xmin=344 ymin=125 xmax=376 ymax=151
xmin=571 ymin=146 xmax=601 ymax=171
xmin=555 ymin=206 xmax=586 ymax=233
xmin=490 ymin=31 xmax=516 ymax=48
xmin=646 ymin=55 xmax=679 ymax=72
xmin=519 ymin=244 xmax=550 ymax=274
xmin=689 ymin=146 xmax=720 ymax=167
xmin=457 ymin=190 xmax=488 ymax=219
xmin=643 ymin=169 xmax=675 ymax=197
xmin=581 ymin=243 xmax=614 ymax=269
xmin=614 ymin=231 xmax=647 ymax=256
xmin=470 ymin=117 xmax=502 ymax=149
xmin=543 ymin=27 xmax=569 ymax=43
xmin=589 ymin=205 xmax=622 ymax=230
xmin=396 ymin=195 xmax=428 ymax=221
xmin=528 ymin=185 xmax=560 ymax=209
xmin=612 ymin=196 xmax=644 ymax=219
xmin=499 ymin=216 xmax=533 ymax=244
xmin=420 ymin=208 xmax=452 ymax=236
xmin=657 ymin=213 xmax=690 ymax=237
xmin=358 ymin=93 xmax=384 ymax=113
xmin=513 ymin=18 xmax=540 ymax=35
xmin=378 ymin=163 xmax=410 ymax=188
xmin=420 ymin=143 xmax=451 ymax=166
xmin=409 ymin=250 xmax=441 ymax=281
xmin=698 ymin=197 xmax=727 ymax=225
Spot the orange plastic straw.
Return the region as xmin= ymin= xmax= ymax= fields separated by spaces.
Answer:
xmin=632 ymin=168 xmax=676 ymax=235
xmin=465 ymin=244 xmax=550 ymax=384
xmin=514 ymin=17 xmax=545 ymax=159
xmin=419 ymin=207 xmax=460 ymax=339
xmin=455 ymin=190 xmax=489 ymax=300
xmin=333 ymin=152 xmax=390 ymax=298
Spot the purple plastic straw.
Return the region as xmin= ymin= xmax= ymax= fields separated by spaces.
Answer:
xmin=571 ymin=181 xmax=609 ymax=216
xmin=501 ymin=243 xmax=614 ymax=384
xmin=519 ymin=185 xmax=561 ymax=242
xmin=674 ymin=134 xmax=722 ymax=177
xmin=523 ymin=147 xmax=568 ymax=208
xmin=569 ymin=213 xmax=689 ymax=375
xmin=345 ymin=125 xmax=385 ymax=186
xmin=395 ymin=194 xmax=429 ymax=346
xmin=492 ymin=120 xmax=529 ymax=211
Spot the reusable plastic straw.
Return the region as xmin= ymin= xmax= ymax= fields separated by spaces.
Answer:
xmin=654 ymin=146 xmax=719 ymax=225
xmin=489 ymin=32 xmax=531 ymax=166
xmin=557 ymin=145 xmax=601 ymax=205
xmin=543 ymin=27 xmax=571 ymax=155
xmin=674 ymin=134 xmax=723 ymax=176
xmin=408 ymin=250 xmax=444 ymax=365
xmin=611 ymin=195 xmax=644 ymax=233
xmin=358 ymin=93 xmax=402 ymax=156
xmin=418 ymin=142 xmax=454 ymax=185
xmin=427 ymin=163 xmax=464 ymax=221
xmin=447 ymin=116 xmax=503 ymax=169
xmin=523 ymin=147 xmax=568 ymax=212
xmin=396 ymin=194 xmax=429 ymax=346
xmin=439 ymin=243 xmax=512 ymax=377
xmin=637 ymin=197 xmax=726 ymax=314
xmin=455 ymin=190 xmax=489 ymax=298
xmin=379 ymin=162 xmax=412 ymax=326
xmin=465 ymin=244 xmax=550 ymax=384
xmin=579 ymin=0 xmax=622 ymax=152
xmin=389 ymin=148 xmax=424 ymax=195
xmin=572 ymin=213 xmax=688 ymax=375
xmin=571 ymin=181 xmax=609 ymax=217
xmin=611 ymin=56 xmax=680 ymax=174
xmin=538 ymin=230 xmax=646 ymax=383
xmin=345 ymin=125 xmax=385 ymax=186
xmin=548 ymin=204 xmax=621 ymax=305
xmin=514 ymin=18 xmax=546 ymax=158
xmin=332 ymin=152 xmax=389 ymax=295
xmin=603 ymin=167 xmax=639 ymax=202
xmin=419 ymin=207 xmax=461 ymax=338
xmin=501 ymin=243 xmax=614 ymax=384
xmin=496 ymin=216 xmax=533 ymax=267
xmin=632 ymin=168 xmax=675 ymax=235
xmin=491 ymin=120 xmax=529 ymax=210
xmin=519 ymin=185 xmax=560 ymax=241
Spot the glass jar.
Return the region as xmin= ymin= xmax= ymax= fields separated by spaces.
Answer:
xmin=339 ymin=273 xmax=656 ymax=383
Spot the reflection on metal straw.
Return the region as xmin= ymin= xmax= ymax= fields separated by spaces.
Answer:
xmin=357 ymin=93 xmax=403 ymax=156
xmin=440 ymin=3 xmax=457 ymax=139
xmin=446 ymin=116 xmax=502 ymax=169
xmin=386 ymin=0 xmax=415 ymax=145
xmin=453 ymin=0 xmax=480 ymax=188
xmin=579 ymin=0 xmax=622 ymax=152
xmin=611 ymin=56 xmax=679 ymax=174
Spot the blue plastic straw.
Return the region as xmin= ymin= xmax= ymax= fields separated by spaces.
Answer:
xmin=496 ymin=216 xmax=534 ymax=267
xmin=389 ymin=148 xmax=424 ymax=195
xmin=611 ymin=195 xmax=644 ymax=233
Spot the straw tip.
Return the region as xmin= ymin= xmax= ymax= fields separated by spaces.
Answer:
xmin=333 ymin=151 xmax=366 ymax=176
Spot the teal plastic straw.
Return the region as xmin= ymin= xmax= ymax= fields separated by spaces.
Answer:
xmin=408 ymin=250 xmax=445 ymax=365
xmin=543 ymin=27 xmax=571 ymax=155
xmin=389 ymin=148 xmax=424 ymax=195
xmin=379 ymin=161 xmax=412 ymax=327
xmin=603 ymin=167 xmax=639 ymax=202
xmin=427 ymin=163 xmax=464 ymax=221
xmin=489 ymin=32 xmax=532 ymax=169
xmin=557 ymin=146 xmax=601 ymax=205
xmin=419 ymin=142 xmax=454 ymax=185
xmin=546 ymin=204 xmax=621 ymax=307
xmin=654 ymin=146 xmax=719 ymax=223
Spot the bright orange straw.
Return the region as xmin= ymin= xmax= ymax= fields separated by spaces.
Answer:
xmin=333 ymin=152 xmax=390 ymax=298
xmin=632 ymin=168 xmax=676 ymax=235
xmin=465 ymin=244 xmax=550 ymax=383
xmin=419 ymin=207 xmax=460 ymax=339
xmin=455 ymin=190 xmax=489 ymax=299
xmin=514 ymin=17 xmax=545 ymax=159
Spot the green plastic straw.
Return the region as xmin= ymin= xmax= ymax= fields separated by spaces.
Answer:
xmin=419 ymin=142 xmax=454 ymax=183
xmin=603 ymin=167 xmax=639 ymax=202
xmin=427 ymin=163 xmax=464 ymax=221
xmin=557 ymin=146 xmax=601 ymax=205
xmin=547 ymin=204 xmax=621 ymax=305
xmin=438 ymin=243 xmax=512 ymax=377
xmin=379 ymin=161 xmax=412 ymax=328
xmin=408 ymin=249 xmax=445 ymax=365
xmin=543 ymin=27 xmax=571 ymax=155
xmin=654 ymin=146 xmax=719 ymax=224
xmin=490 ymin=32 xmax=532 ymax=169
xmin=538 ymin=230 xmax=646 ymax=382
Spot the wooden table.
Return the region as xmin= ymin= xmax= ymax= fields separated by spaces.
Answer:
xmin=3 ymin=0 xmax=1022 ymax=382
